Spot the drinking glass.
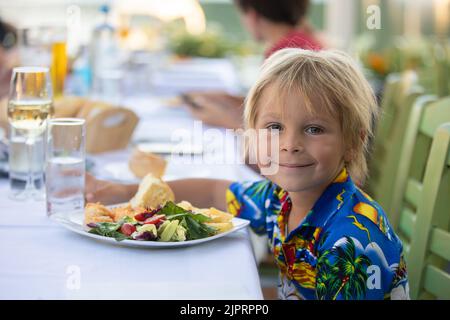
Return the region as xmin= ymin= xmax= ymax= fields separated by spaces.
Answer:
xmin=7 ymin=66 xmax=53 ymax=200
xmin=51 ymin=39 xmax=67 ymax=97
xmin=18 ymin=27 xmax=67 ymax=97
xmin=45 ymin=118 xmax=85 ymax=217
xmin=8 ymin=126 xmax=45 ymax=198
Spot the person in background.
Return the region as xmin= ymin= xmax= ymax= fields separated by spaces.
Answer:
xmin=0 ymin=19 xmax=17 ymax=98
xmin=0 ymin=19 xmax=18 ymax=135
xmin=184 ymin=0 xmax=323 ymax=129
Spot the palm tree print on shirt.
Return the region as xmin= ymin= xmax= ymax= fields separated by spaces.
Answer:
xmin=316 ymin=236 xmax=371 ymax=300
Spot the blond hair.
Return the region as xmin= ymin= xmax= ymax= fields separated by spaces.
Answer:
xmin=244 ymin=48 xmax=379 ymax=185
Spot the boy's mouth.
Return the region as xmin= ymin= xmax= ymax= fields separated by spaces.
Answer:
xmin=278 ymin=163 xmax=315 ymax=168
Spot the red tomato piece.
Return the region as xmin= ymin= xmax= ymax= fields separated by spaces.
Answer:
xmin=143 ymin=214 xmax=166 ymax=225
xmin=120 ymin=223 xmax=137 ymax=236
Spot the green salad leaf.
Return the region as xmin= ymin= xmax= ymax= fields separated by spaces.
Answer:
xmin=160 ymin=201 xmax=211 ymax=222
xmin=182 ymin=216 xmax=217 ymax=240
xmin=116 ymin=216 xmax=135 ymax=225
xmin=158 ymin=201 xmax=190 ymax=216
xmin=160 ymin=201 xmax=216 ymax=240
xmin=88 ymin=222 xmax=130 ymax=242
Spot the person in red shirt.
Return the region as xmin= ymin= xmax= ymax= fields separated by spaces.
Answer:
xmin=239 ymin=0 xmax=322 ymax=58
xmin=184 ymin=0 xmax=323 ymax=129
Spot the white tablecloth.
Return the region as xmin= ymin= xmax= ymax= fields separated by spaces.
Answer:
xmin=0 ymin=58 xmax=266 ymax=299
xmin=0 ymin=218 xmax=260 ymax=299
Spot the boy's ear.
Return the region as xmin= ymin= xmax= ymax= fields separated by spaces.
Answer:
xmin=344 ymin=150 xmax=353 ymax=163
xmin=360 ymin=130 xmax=367 ymax=144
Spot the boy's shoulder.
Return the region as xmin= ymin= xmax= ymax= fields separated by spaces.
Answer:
xmin=321 ymin=186 xmax=400 ymax=249
xmin=316 ymin=188 xmax=408 ymax=299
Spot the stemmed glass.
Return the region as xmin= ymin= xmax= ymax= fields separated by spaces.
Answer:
xmin=7 ymin=66 xmax=53 ymax=200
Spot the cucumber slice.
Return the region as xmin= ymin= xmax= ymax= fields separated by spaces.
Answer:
xmin=159 ymin=220 xmax=179 ymax=241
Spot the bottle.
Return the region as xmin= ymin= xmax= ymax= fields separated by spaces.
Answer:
xmin=70 ymin=45 xmax=92 ymax=96
xmin=90 ymin=4 xmax=123 ymax=101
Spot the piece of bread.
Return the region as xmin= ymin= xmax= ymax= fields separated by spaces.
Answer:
xmin=129 ymin=174 xmax=175 ymax=209
xmin=128 ymin=148 xmax=167 ymax=179
xmin=84 ymin=203 xmax=115 ymax=225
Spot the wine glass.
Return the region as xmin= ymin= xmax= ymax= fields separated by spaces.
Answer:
xmin=7 ymin=66 xmax=53 ymax=200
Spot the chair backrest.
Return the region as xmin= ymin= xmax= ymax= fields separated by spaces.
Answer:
xmin=389 ymin=97 xmax=450 ymax=237
xmin=367 ymin=71 xmax=423 ymax=211
xmin=407 ymin=123 xmax=450 ymax=299
xmin=387 ymin=95 xmax=437 ymax=229
xmin=431 ymin=42 xmax=450 ymax=98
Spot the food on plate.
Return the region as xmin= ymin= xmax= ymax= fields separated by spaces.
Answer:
xmin=85 ymin=201 xmax=228 ymax=242
xmin=203 ymin=207 xmax=234 ymax=223
xmin=129 ymin=173 xmax=174 ymax=208
xmin=110 ymin=204 xmax=136 ymax=222
xmin=84 ymin=203 xmax=115 ymax=225
xmin=128 ymin=148 xmax=167 ymax=179
xmin=177 ymin=201 xmax=233 ymax=233
xmin=203 ymin=222 xmax=233 ymax=233
xmin=84 ymin=174 xmax=235 ymax=242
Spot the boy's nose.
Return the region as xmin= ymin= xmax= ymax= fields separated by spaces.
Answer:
xmin=279 ymin=132 xmax=303 ymax=153
xmin=280 ymin=139 xmax=303 ymax=153
xmin=281 ymin=146 xmax=301 ymax=153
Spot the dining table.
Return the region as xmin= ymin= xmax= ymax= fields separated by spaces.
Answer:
xmin=0 ymin=57 xmax=267 ymax=299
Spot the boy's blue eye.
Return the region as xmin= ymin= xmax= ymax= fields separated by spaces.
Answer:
xmin=266 ymin=123 xmax=282 ymax=131
xmin=305 ymin=126 xmax=323 ymax=135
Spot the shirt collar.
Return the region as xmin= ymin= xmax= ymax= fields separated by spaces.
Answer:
xmin=277 ymin=167 xmax=357 ymax=241
xmin=304 ymin=167 xmax=356 ymax=227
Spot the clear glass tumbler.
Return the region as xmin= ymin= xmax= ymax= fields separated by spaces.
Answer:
xmin=45 ymin=118 xmax=85 ymax=217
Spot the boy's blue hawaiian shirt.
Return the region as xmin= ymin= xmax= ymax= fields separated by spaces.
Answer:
xmin=226 ymin=168 xmax=409 ymax=300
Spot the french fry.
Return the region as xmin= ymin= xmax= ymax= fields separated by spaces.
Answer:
xmin=205 ymin=222 xmax=233 ymax=233
xmin=111 ymin=204 xmax=135 ymax=222
xmin=177 ymin=201 xmax=196 ymax=211
xmin=206 ymin=207 xmax=233 ymax=223
xmin=84 ymin=203 xmax=115 ymax=225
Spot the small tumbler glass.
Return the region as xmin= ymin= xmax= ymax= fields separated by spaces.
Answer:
xmin=45 ymin=118 xmax=85 ymax=218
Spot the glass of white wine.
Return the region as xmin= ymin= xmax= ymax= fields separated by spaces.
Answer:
xmin=7 ymin=66 xmax=53 ymax=200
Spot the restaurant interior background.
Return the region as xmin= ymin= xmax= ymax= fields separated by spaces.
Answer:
xmin=2 ymin=0 xmax=449 ymax=95
xmin=0 ymin=0 xmax=449 ymax=300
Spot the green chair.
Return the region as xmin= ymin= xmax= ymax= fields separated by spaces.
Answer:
xmin=368 ymin=73 xmax=403 ymax=193
xmin=386 ymin=94 xmax=437 ymax=229
xmin=389 ymin=97 xmax=450 ymax=233
xmin=407 ymin=123 xmax=450 ymax=299
xmin=367 ymin=71 xmax=423 ymax=212
xmin=431 ymin=41 xmax=450 ymax=98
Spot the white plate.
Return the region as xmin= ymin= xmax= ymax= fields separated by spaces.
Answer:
xmin=51 ymin=204 xmax=250 ymax=248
